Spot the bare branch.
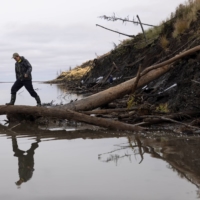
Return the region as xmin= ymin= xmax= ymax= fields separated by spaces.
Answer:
xmin=99 ymin=15 xmax=157 ymax=27
xmin=192 ymin=80 xmax=200 ymax=84
xmin=136 ymin=15 xmax=147 ymax=44
xmin=96 ymin=24 xmax=135 ymax=38
xmin=131 ymin=65 xmax=142 ymax=94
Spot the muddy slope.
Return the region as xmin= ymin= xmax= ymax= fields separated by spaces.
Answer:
xmin=87 ymin=13 xmax=200 ymax=112
xmin=51 ymin=12 xmax=200 ymax=113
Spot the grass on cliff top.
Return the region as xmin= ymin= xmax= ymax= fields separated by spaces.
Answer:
xmin=119 ymin=0 xmax=200 ymax=48
xmin=57 ymin=66 xmax=92 ymax=81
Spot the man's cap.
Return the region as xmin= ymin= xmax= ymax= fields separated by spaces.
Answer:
xmin=12 ymin=53 xmax=20 ymax=59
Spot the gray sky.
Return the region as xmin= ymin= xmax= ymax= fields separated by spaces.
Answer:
xmin=0 ymin=0 xmax=186 ymax=81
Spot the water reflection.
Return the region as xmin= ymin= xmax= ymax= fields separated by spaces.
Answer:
xmin=12 ymin=135 xmax=40 ymax=186
xmin=0 ymin=121 xmax=200 ymax=199
xmin=53 ymin=83 xmax=85 ymax=104
xmin=2 ymin=122 xmax=200 ymax=193
xmin=99 ymin=135 xmax=200 ymax=196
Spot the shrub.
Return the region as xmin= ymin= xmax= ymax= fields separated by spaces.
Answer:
xmin=160 ymin=35 xmax=169 ymax=50
xmin=172 ymin=18 xmax=191 ymax=38
xmin=172 ymin=0 xmax=200 ymax=37
xmin=156 ymin=103 xmax=169 ymax=113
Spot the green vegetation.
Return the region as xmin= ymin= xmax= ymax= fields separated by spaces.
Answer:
xmin=127 ymin=94 xmax=137 ymax=109
xmin=172 ymin=0 xmax=200 ymax=37
xmin=156 ymin=103 xmax=169 ymax=113
xmin=112 ymin=0 xmax=200 ymax=50
xmin=144 ymin=24 xmax=164 ymax=44
xmin=159 ymin=35 xmax=169 ymax=50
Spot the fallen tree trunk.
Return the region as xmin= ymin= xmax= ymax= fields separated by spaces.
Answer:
xmin=82 ymin=107 xmax=138 ymax=115
xmin=63 ymin=65 xmax=171 ymax=111
xmin=0 ymin=105 xmax=142 ymax=131
xmin=62 ymin=45 xmax=200 ymax=111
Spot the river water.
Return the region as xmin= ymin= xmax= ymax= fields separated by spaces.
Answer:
xmin=0 ymin=82 xmax=199 ymax=200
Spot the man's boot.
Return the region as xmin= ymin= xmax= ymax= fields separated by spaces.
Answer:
xmin=35 ymin=95 xmax=41 ymax=106
xmin=5 ymin=94 xmax=16 ymax=105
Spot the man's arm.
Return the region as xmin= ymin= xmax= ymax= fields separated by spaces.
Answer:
xmin=24 ymin=59 xmax=32 ymax=77
xmin=15 ymin=65 xmax=18 ymax=80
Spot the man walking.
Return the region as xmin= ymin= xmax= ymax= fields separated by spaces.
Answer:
xmin=6 ymin=53 xmax=41 ymax=106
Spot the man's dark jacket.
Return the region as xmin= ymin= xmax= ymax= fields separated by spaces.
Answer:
xmin=15 ymin=56 xmax=32 ymax=81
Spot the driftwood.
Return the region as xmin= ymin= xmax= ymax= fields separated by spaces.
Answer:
xmin=136 ymin=15 xmax=147 ymax=44
xmin=192 ymin=80 xmax=200 ymax=84
xmin=96 ymin=24 xmax=135 ymax=38
xmin=130 ymin=65 xmax=142 ymax=94
xmin=142 ymin=111 xmax=200 ymax=122
xmin=143 ymin=115 xmax=200 ymax=130
xmin=118 ymin=111 xmax=136 ymax=119
xmin=0 ymin=105 xmax=142 ymax=131
xmin=99 ymin=15 xmax=156 ymax=27
xmin=82 ymin=108 xmax=138 ymax=115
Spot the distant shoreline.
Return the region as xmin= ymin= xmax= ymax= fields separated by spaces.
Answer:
xmin=0 ymin=81 xmax=45 ymax=83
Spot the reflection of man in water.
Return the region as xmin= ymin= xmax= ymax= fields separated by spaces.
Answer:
xmin=12 ymin=136 xmax=40 ymax=186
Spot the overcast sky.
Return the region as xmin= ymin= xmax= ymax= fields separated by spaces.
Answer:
xmin=0 ymin=0 xmax=186 ymax=82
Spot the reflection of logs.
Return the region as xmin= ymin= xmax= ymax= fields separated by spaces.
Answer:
xmin=101 ymin=135 xmax=200 ymax=188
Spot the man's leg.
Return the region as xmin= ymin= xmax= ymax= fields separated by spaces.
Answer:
xmin=6 ymin=80 xmax=23 ymax=105
xmin=24 ymin=80 xmax=41 ymax=106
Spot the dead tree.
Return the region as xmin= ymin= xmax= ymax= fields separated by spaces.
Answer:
xmin=136 ymin=15 xmax=147 ymax=44
xmin=97 ymin=14 xmax=156 ymax=38
xmin=96 ymin=24 xmax=135 ymax=38
xmin=99 ymin=14 xmax=156 ymax=27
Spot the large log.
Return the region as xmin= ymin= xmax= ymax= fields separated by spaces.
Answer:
xmin=0 ymin=105 xmax=142 ymax=131
xmin=62 ymin=46 xmax=200 ymax=111
xmin=63 ymin=65 xmax=171 ymax=111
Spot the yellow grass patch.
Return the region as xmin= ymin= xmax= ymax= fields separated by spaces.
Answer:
xmin=59 ymin=66 xmax=91 ymax=80
xmin=160 ymin=35 xmax=169 ymax=50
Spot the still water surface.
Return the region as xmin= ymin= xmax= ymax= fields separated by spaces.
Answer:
xmin=0 ymin=82 xmax=199 ymax=200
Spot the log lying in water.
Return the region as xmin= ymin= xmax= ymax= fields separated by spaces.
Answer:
xmin=0 ymin=105 xmax=142 ymax=131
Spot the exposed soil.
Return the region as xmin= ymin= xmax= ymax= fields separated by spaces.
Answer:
xmin=50 ymin=11 xmax=200 ymax=114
